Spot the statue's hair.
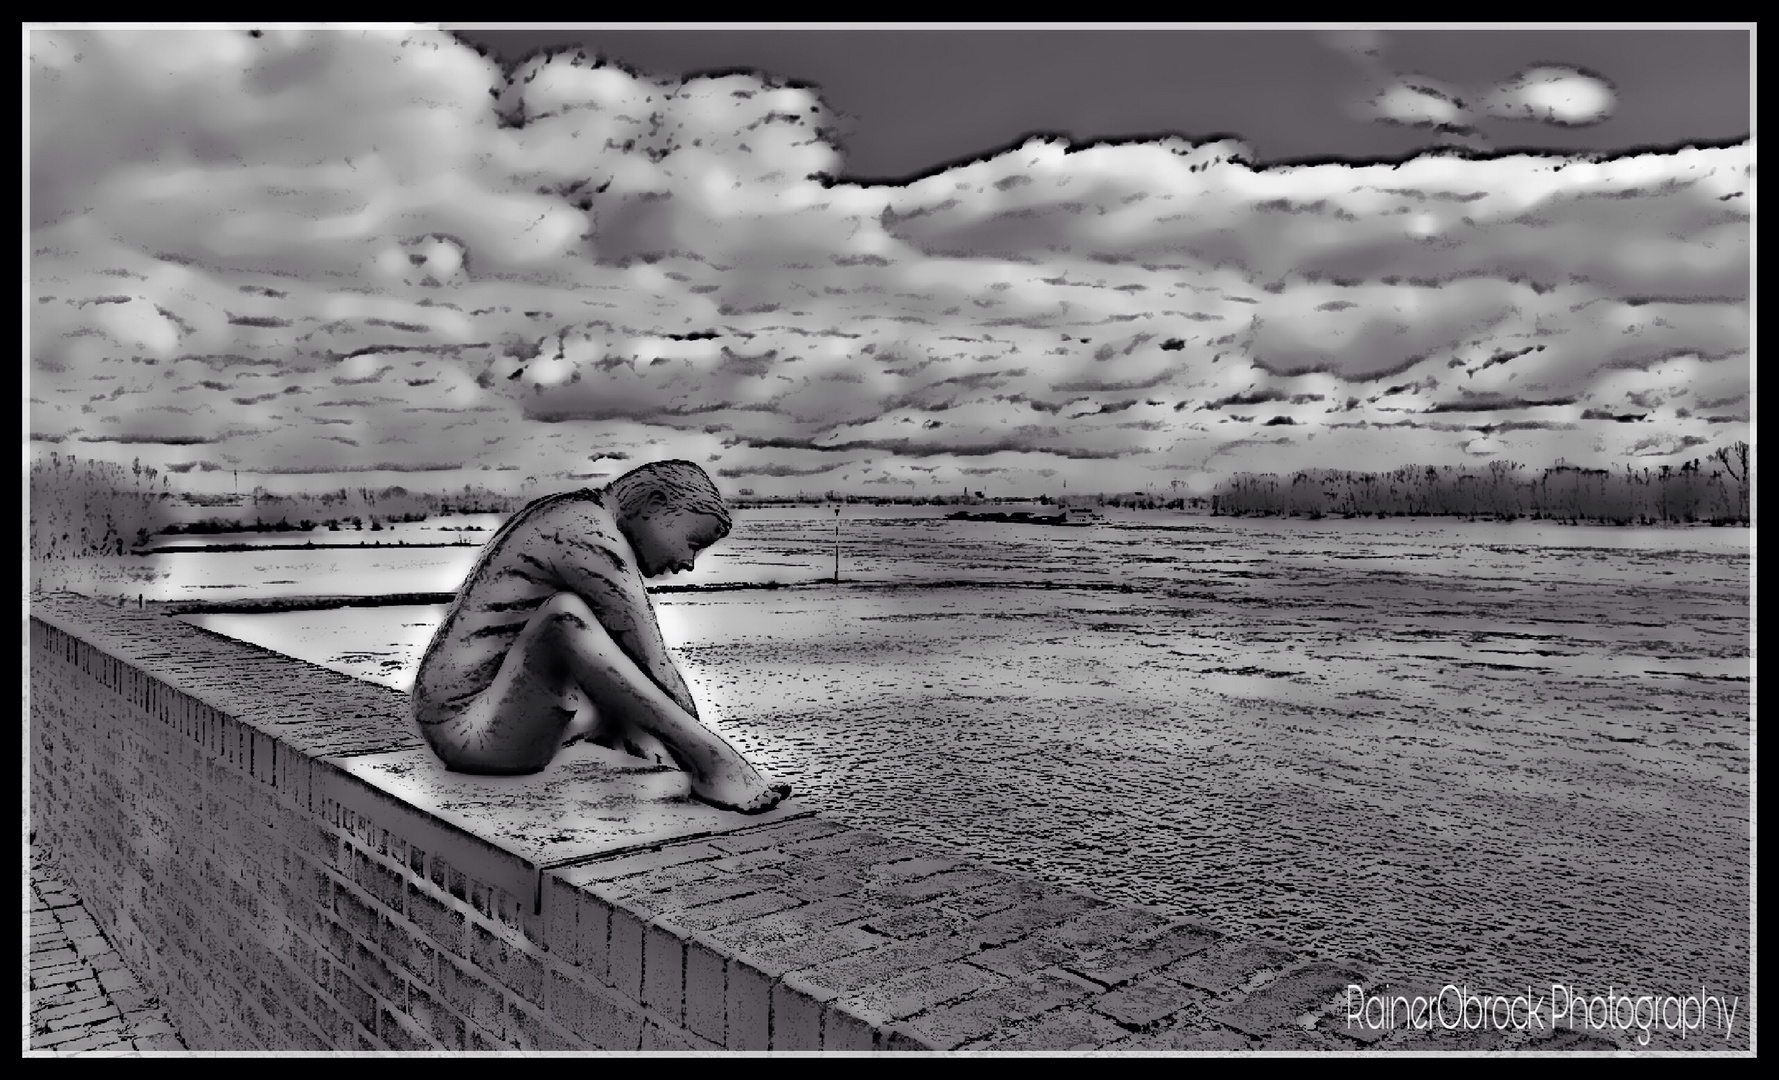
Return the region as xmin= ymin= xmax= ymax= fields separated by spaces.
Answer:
xmin=603 ymin=459 xmax=731 ymax=533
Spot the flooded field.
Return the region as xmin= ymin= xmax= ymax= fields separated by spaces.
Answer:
xmin=37 ymin=510 xmax=1752 ymax=1046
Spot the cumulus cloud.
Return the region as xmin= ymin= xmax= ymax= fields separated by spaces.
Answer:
xmin=27 ymin=26 xmax=1748 ymax=495
xmin=493 ymin=51 xmax=851 ymax=266
xmin=1329 ymin=39 xmax=1619 ymax=150
xmin=1321 ymin=32 xmax=1490 ymax=148
xmin=1365 ymin=77 xmax=1469 ymax=129
xmin=1485 ymin=65 xmax=1616 ymax=126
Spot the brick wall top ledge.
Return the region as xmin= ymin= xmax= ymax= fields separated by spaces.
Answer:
xmin=31 ymin=591 xmax=1382 ymax=1052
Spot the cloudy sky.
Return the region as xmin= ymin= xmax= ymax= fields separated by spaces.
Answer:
xmin=27 ymin=24 xmax=1751 ymax=497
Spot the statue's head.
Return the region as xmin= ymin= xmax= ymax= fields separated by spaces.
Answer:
xmin=605 ymin=460 xmax=732 ymax=578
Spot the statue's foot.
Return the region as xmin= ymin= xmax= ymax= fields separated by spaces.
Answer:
xmin=688 ymin=760 xmax=791 ymax=815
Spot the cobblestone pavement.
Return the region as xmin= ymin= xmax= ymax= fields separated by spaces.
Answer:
xmin=27 ymin=848 xmax=188 ymax=1054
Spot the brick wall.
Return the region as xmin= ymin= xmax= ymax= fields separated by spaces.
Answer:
xmin=29 ymin=593 xmax=1380 ymax=1051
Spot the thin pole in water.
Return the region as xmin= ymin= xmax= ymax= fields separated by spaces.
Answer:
xmin=833 ymin=506 xmax=841 ymax=584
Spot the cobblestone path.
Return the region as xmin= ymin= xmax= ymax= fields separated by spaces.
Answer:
xmin=27 ymin=847 xmax=188 ymax=1054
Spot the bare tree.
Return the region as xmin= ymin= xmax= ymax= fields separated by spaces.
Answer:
xmin=1712 ymin=441 xmax=1750 ymax=522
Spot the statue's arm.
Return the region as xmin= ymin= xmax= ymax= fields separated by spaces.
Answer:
xmin=596 ymin=578 xmax=699 ymax=720
xmin=540 ymin=506 xmax=701 ymax=719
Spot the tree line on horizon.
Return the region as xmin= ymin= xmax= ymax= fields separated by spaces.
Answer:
xmin=28 ymin=442 xmax=1752 ymax=562
xmin=203 ymin=484 xmax=531 ymax=537
xmin=27 ymin=457 xmax=533 ymax=559
xmin=1209 ymin=444 xmax=1750 ymax=526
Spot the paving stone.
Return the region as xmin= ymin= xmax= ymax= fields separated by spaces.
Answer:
xmin=670 ymin=890 xmax=805 ymax=933
xmin=1109 ymin=1019 xmax=1257 ymax=1051
xmin=962 ymin=891 xmax=1105 ymax=949
xmin=40 ymin=1026 xmax=132 ymax=1053
xmin=709 ymin=848 xmax=793 ymax=874
xmin=896 ymin=968 xmax=1099 ymax=1050
xmin=35 ymin=999 xmax=123 ymax=1028
xmin=134 ymin=1033 xmax=189 ymax=1051
xmin=1208 ymin=961 xmax=1369 ymax=1037
xmin=1251 ymin=1025 xmax=1346 ymax=1051
xmin=1526 ymin=1028 xmax=1627 ymax=1052
xmin=34 ymin=1016 xmax=127 ymax=1049
xmin=1046 ymin=905 xmax=1174 ymax=948
xmin=108 ymin=987 xmax=154 ymax=1014
xmin=857 ymin=898 xmax=978 ymax=940
xmin=867 ymin=869 xmax=1006 ymax=903
xmin=706 ymin=817 xmax=850 ymax=854
xmin=32 ymin=947 xmax=80 ymax=970
xmin=928 ymin=884 xmax=1026 ymax=921
xmin=973 ymin=935 xmax=1093 ymax=978
xmin=32 ymin=981 xmax=100 ymax=1011
xmin=1322 ymin=1008 xmax=1396 ymax=1046
xmin=1065 ymin=922 xmax=1223 ymax=988
xmin=1302 ymin=977 xmax=1401 ymax=1045
xmin=31 ymin=961 xmax=92 ymax=986
xmin=1389 ymin=1023 xmax=1524 ymax=1052
xmin=780 ymin=872 xmax=866 ymax=902
xmin=55 ymin=910 xmax=101 ymax=932
xmin=124 ymin=1017 xmax=179 ymax=1039
xmin=1091 ymin=973 xmax=1204 ymax=1028
xmin=794 ymin=933 xmax=981 ymax=999
xmin=975 ymin=1005 xmax=1130 ymax=1050
xmin=865 ymin=855 xmax=971 ymax=881
xmin=71 ymin=934 xmax=114 ymax=960
xmin=834 ymin=960 xmax=1003 ymax=1024
xmin=1160 ymin=940 xmax=1299 ymax=995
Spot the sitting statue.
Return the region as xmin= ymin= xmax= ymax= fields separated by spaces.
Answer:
xmin=411 ymin=460 xmax=790 ymax=814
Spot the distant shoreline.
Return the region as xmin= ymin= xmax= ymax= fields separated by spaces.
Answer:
xmin=57 ymin=576 xmax=1176 ymax=617
xmin=138 ymin=540 xmax=480 ymax=554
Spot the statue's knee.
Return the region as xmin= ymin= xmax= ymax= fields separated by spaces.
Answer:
xmin=537 ymin=591 xmax=594 ymax=626
xmin=536 ymin=592 xmax=608 ymax=644
xmin=537 ymin=590 xmax=588 ymax=616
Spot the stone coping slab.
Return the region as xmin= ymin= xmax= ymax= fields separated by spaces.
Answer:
xmin=326 ymin=741 xmax=813 ymax=892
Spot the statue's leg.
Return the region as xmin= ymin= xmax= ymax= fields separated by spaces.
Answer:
xmin=418 ymin=621 xmax=582 ymax=776
xmin=432 ymin=592 xmax=790 ymax=812
xmin=565 ymin=681 xmax=673 ymax=766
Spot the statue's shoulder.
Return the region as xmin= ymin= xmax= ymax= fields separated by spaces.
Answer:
xmin=519 ymin=487 xmax=606 ymax=517
xmin=518 ymin=488 xmax=621 ymax=537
